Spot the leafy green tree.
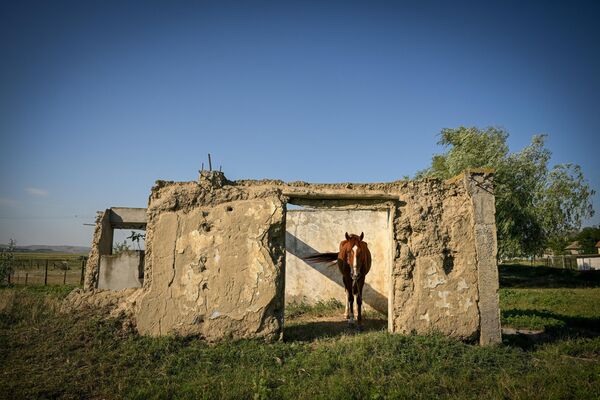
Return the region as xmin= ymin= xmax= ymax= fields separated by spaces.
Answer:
xmin=574 ymin=226 xmax=600 ymax=254
xmin=418 ymin=126 xmax=595 ymax=258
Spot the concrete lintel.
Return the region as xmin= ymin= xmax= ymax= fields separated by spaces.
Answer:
xmin=283 ymin=191 xmax=400 ymax=201
xmin=110 ymin=207 xmax=147 ymax=229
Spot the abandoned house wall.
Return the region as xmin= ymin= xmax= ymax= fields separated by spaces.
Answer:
xmin=389 ymin=177 xmax=481 ymax=340
xmin=285 ymin=208 xmax=391 ymax=314
xmin=76 ymin=169 xmax=500 ymax=344
xmin=134 ymin=173 xmax=286 ymax=340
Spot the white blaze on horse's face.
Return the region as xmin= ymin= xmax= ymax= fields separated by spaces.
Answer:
xmin=351 ymin=244 xmax=359 ymax=280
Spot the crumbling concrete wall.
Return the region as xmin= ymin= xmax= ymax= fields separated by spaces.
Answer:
xmin=98 ymin=250 xmax=144 ymax=290
xmin=286 ymin=208 xmax=391 ymax=313
xmin=84 ymin=210 xmax=112 ymax=290
xmin=134 ymin=172 xmax=286 ymax=340
xmin=390 ymin=177 xmax=481 ymax=340
xmin=76 ymin=169 xmax=500 ymax=344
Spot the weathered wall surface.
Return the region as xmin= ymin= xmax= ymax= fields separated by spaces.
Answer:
xmin=134 ymin=173 xmax=286 ymax=341
xmin=286 ymin=209 xmax=391 ymax=313
xmin=390 ymin=179 xmax=480 ymax=339
xmin=84 ymin=210 xmax=112 ymax=290
xmin=98 ymin=251 xmax=144 ymax=290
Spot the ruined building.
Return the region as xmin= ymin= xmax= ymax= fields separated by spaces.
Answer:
xmin=70 ymin=169 xmax=501 ymax=345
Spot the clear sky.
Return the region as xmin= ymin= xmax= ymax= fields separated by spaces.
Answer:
xmin=1 ymin=0 xmax=599 ymax=246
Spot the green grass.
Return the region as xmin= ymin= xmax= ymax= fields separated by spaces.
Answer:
xmin=1 ymin=266 xmax=600 ymax=399
xmin=285 ymin=298 xmax=345 ymax=319
xmin=501 ymin=288 xmax=600 ymax=331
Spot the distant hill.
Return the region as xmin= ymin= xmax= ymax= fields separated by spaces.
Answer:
xmin=0 ymin=244 xmax=91 ymax=254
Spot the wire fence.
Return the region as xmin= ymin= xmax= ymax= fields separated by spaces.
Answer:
xmin=7 ymin=257 xmax=87 ymax=286
xmin=501 ymin=255 xmax=600 ymax=270
xmin=542 ymin=255 xmax=579 ymax=269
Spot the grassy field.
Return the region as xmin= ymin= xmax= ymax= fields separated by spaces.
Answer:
xmin=1 ymin=266 xmax=599 ymax=399
xmin=9 ymin=253 xmax=87 ymax=286
xmin=12 ymin=252 xmax=87 ymax=270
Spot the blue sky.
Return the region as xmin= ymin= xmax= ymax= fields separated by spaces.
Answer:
xmin=1 ymin=0 xmax=599 ymax=246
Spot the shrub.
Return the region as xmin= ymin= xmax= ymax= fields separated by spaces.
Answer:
xmin=0 ymin=239 xmax=15 ymax=286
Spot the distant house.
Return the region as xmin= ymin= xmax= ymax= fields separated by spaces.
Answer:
xmin=565 ymin=241 xmax=583 ymax=255
xmin=542 ymin=248 xmax=555 ymax=258
xmin=569 ymin=240 xmax=600 ymax=271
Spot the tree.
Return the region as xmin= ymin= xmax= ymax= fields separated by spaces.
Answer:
xmin=417 ymin=126 xmax=595 ymax=258
xmin=126 ymin=231 xmax=145 ymax=251
xmin=574 ymin=226 xmax=600 ymax=254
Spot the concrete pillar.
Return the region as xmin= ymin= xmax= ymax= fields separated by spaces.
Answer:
xmin=464 ymin=170 xmax=502 ymax=345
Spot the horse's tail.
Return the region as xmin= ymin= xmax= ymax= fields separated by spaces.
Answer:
xmin=302 ymin=252 xmax=338 ymax=264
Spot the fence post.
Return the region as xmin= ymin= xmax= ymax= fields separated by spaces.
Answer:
xmin=7 ymin=272 xmax=10 ymax=284
xmin=25 ymin=273 xmax=28 ymax=285
xmin=44 ymin=260 xmax=48 ymax=285
xmin=561 ymin=255 xmax=565 ymax=269
xmin=63 ymin=270 xmax=67 ymax=284
xmin=80 ymin=259 xmax=85 ymax=286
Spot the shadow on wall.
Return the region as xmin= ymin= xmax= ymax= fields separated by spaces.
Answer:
xmin=285 ymin=231 xmax=388 ymax=314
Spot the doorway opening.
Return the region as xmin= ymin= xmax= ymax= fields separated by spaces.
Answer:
xmin=283 ymin=198 xmax=394 ymax=340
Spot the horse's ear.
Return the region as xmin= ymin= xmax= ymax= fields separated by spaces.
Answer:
xmin=345 ymin=232 xmax=350 ymax=240
xmin=360 ymin=232 xmax=364 ymax=241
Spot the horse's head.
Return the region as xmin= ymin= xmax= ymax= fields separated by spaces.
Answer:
xmin=342 ymin=232 xmax=366 ymax=282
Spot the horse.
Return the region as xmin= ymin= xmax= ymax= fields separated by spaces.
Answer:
xmin=303 ymin=232 xmax=372 ymax=326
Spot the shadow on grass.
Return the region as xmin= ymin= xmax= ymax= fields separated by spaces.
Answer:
xmin=502 ymin=308 xmax=600 ymax=350
xmin=284 ymin=317 xmax=387 ymax=342
xmin=499 ymin=264 xmax=600 ymax=288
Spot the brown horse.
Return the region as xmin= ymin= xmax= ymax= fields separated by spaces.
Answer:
xmin=303 ymin=232 xmax=372 ymax=326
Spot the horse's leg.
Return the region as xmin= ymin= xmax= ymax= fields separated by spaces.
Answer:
xmin=343 ymin=275 xmax=355 ymax=324
xmin=356 ymin=278 xmax=365 ymax=326
xmin=347 ymin=291 xmax=355 ymax=325
xmin=344 ymin=288 xmax=349 ymax=319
